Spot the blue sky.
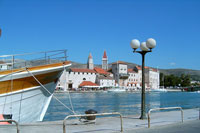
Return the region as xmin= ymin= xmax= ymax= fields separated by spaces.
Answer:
xmin=0 ymin=0 xmax=200 ymax=70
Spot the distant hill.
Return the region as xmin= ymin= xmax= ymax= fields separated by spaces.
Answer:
xmin=159 ymin=68 xmax=200 ymax=81
xmin=70 ymin=61 xmax=200 ymax=81
xmin=70 ymin=61 xmax=87 ymax=68
xmin=70 ymin=61 xmax=138 ymax=69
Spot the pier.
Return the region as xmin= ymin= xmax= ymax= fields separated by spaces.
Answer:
xmin=0 ymin=108 xmax=199 ymax=133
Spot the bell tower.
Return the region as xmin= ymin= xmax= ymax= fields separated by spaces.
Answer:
xmin=87 ymin=53 xmax=94 ymax=69
xmin=102 ymin=50 xmax=108 ymax=70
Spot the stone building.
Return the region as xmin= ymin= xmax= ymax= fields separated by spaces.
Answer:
xmin=59 ymin=52 xmax=115 ymax=91
xmin=127 ymin=68 xmax=141 ymax=89
xmin=58 ymin=51 xmax=160 ymax=91
xmin=94 ymin=67 xmax=115 ymax=88
xmin=133 ymin=66 xmax=160 ymax=89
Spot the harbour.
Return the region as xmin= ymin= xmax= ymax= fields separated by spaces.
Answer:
xmin=1 ymin=0 xmax=200 ymax=132
xmin=2 ymin=91 xmax=200 ymax=132
xmin=44 ymin=92 xmax=200 ymax=121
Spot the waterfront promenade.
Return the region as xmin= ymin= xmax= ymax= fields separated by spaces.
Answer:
xmin=0 ymin=108 xmax=199 ymax=133
xmin=128 ymin=120 xmax=200 ymax=133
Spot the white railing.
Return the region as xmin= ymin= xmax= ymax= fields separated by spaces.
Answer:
xmin=0 ymin=119 xmax=19 ymax=133
xmin=63 ymin=112 xmax=123 ymax=133
xmin=0 ymin=49 xmax=67 ymax=70
xmin=148 ymin=107 xmax=183 ymax=128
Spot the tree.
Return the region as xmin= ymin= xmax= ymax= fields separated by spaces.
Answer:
xmin=160 ymin=73 xmax=191 ymax=88
xmin=181 ymin=74 xmax=191 ymax=87
xmin=160 ymin=73 xmax=164 ymax=86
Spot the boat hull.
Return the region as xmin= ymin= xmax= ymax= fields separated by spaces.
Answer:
xmin=0 ymin=61 xmax=71 ymax=123
xmin=0 ymin=82 xmax=55 ymax=123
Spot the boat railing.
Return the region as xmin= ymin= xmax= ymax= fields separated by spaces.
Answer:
xmin=0 ymin=119 xmax=19 ymax=133
xmin=148 ymin=107 xmax=183 ymax=128
xmin=63 ymin=112 xmax=123 ymax=133
xmin=0 ymin=49 xmax=67 ymax=71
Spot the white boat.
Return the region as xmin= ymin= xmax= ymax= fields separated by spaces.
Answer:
xmin=0 ymin=50 xmax=71 ymax=123
xmin=107 ymin=87 xmax=126 ymax=93
xmin=151 ymin=88 xmax=167 ymax=92
xmin=195 ymin=90 xmax=200 ymax=93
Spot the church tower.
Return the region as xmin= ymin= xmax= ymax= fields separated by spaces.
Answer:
xmin=87 ymin=53 xmax=94 ymax=69
xmin=102 ymin=50 xmax=108 ymax=70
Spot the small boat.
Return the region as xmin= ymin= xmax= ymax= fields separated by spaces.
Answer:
xmin=150 ymin=88 xmax=167 ymax=92
xmin=107 ymin=87 xmax=126 ymax=93
xmin=0 ymin=50 xmax=71 ymax=123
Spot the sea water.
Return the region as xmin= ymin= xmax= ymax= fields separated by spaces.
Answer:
xmin=43 ymin=92 xmax=200 ymax=121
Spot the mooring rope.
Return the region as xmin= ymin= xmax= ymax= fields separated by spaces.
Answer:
xmin=25 ymin=68 xmax=77 ymax=115
xmin=62 ymin=65 xmax=76 ymax=114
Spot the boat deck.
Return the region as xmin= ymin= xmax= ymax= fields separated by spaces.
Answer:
xmin=0 ymin=108 xmax=199 ymax=133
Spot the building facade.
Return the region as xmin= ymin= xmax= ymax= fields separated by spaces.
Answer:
xmin=127 ymin=68 xmax=141 ymax=89
xmin=58 ymin=51 xmax=160 ymax=91
xmin=134 ymin=66 xmax=160 ymax=89
xmin=59 ymin=68 xmax=97 ymax=90
xmin=111 ymin=61 xmax=129 ymax=87
xmin=94 ymin=67 xmax=115 ymax=88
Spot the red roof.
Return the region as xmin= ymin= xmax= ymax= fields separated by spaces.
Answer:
xmin=127 ymin=82 xmax=137 ymax=85
xmin=135 ymin=66 xmax=158 ymax=72
xmin=103 ymin=50 xmax=107 ymax=58
xmin=135 ymin=66 xmax=149 ymax=70
xmin=128 ymin=69 xmax=132 ymax=72
xmin=79 ymin=81 xmax=98 ymax=87
xmin=88 ymin=53 xmax=92 ymax=59
xmin=151 ymin=68 xmax=158 ymax=72
xmin=128 ymin=69 xmax=137 ymax=73
xmin=70 ymin=68 xmax=96 ymax=73
xmin=94 ymin=67 xmax=109 ymax=75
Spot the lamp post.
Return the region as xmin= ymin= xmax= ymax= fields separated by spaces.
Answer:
xmin=130 ymin=38 xmax=156 ymax=119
